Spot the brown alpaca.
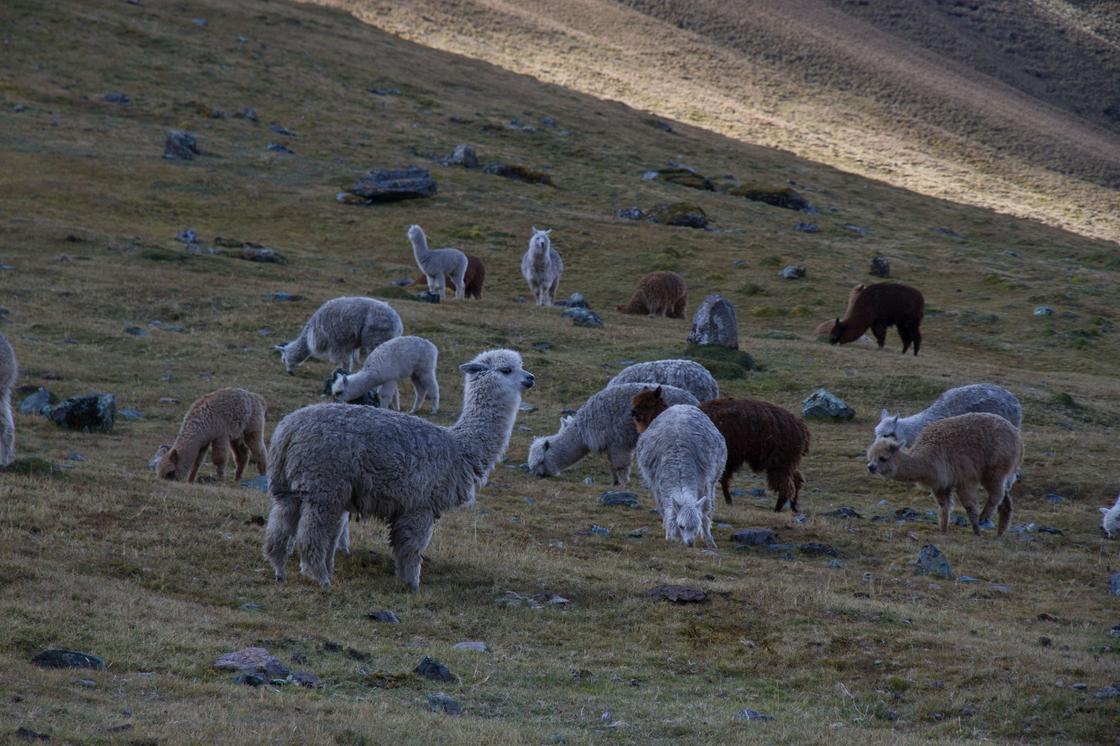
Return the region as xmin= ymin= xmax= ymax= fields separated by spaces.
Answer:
xmin=155 ymin=388 xmax=267 ymax=483
xmin=413 ymin=254 xmax=486 ymax=299
xmin=617 ymin=271 xmax=687 ymax=318
xmin=631 ymin=388 xmax=810 ymax=512
xmin=866 ymin=412 xmax=1022 ymax=536
xmin=815 ymin=283 xmax=864 ymax=337
xmin=829 ymin=282 xmax=924 ymax=355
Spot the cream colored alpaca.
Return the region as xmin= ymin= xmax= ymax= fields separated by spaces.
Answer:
xmin=155 ymin=388 xmax=267 ymax=482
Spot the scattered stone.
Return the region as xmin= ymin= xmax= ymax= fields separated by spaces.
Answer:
xmin=368 ymin=87 xmax=401 ymax=96
xmin=600 ymin=491 xmax=640 ymax=508
xmin=239 ymin=602 xmax=261 ymax=612
xmin=646 ymin=202 xmax=708 ymax=229
xmin=31 ymin=649 xmax=106 ymax=670
xmin=894 ymin=507 xmax=926 ymax=522
xmin=19 ymin=387 xmax=55 ymax=415
xmin=590 ymin=524 xmax=610 ymax=537
xmin=123 ymin=326 xmax=149 ymax=337
xmin=348 ymin=167 xmax=438 ymax=203
xmin=822 ymin=506 xmax=862 ymax=519
xmin=291 ymin=671 xmax=322 ymax=688
xmin=163 ymin=130 xmax=199 ymax=160
xmin=117 ymin=408 xmax=142 ymax=421
xmin=13 ymin=104 xmax=26 ymax=113
xmin=267 ymin=142 xmax=294 ymax=154
xmin=778 ymin=264 xmax=806 ymax=279
xmin=617 ymin=207 xmax=645 ymax=220
xmin=414 ymin=656 xmax=454 ymax=682
xmin=794 ymin=222 xmax=819 ymax=233
xmin=1109 ymin=572 xmax=1120 ymax=596
xmin=1095 ymin=685 xmax=1120 ymax=700
xmin=828 ymin=559 xmax=843 ymax=569
xmin=729 ymin=185 xmax=809 ymax=210
xmin=629 ymin=527 xmax=650 ymax=538
xmin=799 ymin=542 xmax=839 ymax=557
xmin=539 ymin=115 xmax=557 ymax=127
xmin=687 ymin=294 xmax=739 ymax=349
xmin=233 ymin=672 xmax=265 ymax=686
xmin=562 ymin=307 xmax=603 ymax=328
xmin=368 ymin=610 xmax=401 ymax=624
xmin=15 ymin=727 xmax=50 ymax=741
xmin=413 ymin=290 xmax=441 ymax=304
xmin=48 ymin=394 xmax=115 ymax=432
xmin=452 ymin=641 xmax=488 ymax=653
xmin=427 ymin=692 xmax=462 ymax=715
xmin=914 ymin=544 xmax=951 ymax=579
xmin=269 ymin=292 xmax=302 ymax=302
xmin=1033 ymin=306 xmax=1054 ymax=317
xmin=582 ymin=476 xmax=594 ymax=485
xmin=191 ymin=17 xmax=208 ymax=27
xmin=268 ymin=124 xmax=295 ymax=136
xmin=65 ymin=452 xmax=85 ymax=462
xmin=482 ymin=163 xmax=553 ymax=185
xmin=930 ymin=226 xmax=964 ymax=240
xmin=842 ymin=224 xmax=868 ymax=236
xmin=801 ymin=388 xmax=854 ymax=421
xmin=440 ymin=144 xmax=479 ymax=168
xmin=564 ymin=292 xmax=589 ymax=309
xmin=869 ymin=254 xmax=890 ymax=277
xmin=644 ymin=118 xmax=673 ymax=132
xmin=238 ymin=106 xmax=259 ymax=122
xmin=214 ymin=647 xmax=290 ymax=677
xmin=733 ymin=708 xmax=775 ymax=722
xmin=1039 ymin=636 xmax=1052 ymax=647
xmin=237 ymin=245 xmax=286 ymax=263
xmin=103 ymin=91 xmax=130 ymax=105
xmin=731 ymin=528 xmax=776 ymax=546
xmin=648 ymin=585 xmax=707 ymax=604
xmin=240 ymin=474 xmax=268 ymax=492
xmin=518 ymin=401 xmax=537 ymax=413
xmin=1072 ymin=682 xmax=1087 ymax=691
xmin=175 ymin=228 xmax=198 ymax=244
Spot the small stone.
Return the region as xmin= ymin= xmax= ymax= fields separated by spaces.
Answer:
xmin=239 ymin=474 xmax=268 ymax=493
xmin=1072 ymin=682 xmax=1087 ymax=691
xmin=414 ymin=656 xmax=454 ymax=682
xmin=532 ymin=341 xmax=552 ymax=351
xmin=799 ymin=542 xmax=838 ymax=557
xmin=1094 ymin=686 xmax=1120 ymax=699
xmin=191 ymin=17 xmax=208 ymax=27
xmin=267 ymin=142 xmax=294 ymax=154
xmin=1033 ymin=306 xmax=1055 ymax=317
xmin=629 ymin=527 xmax=650 ymax=538
xmin=617 ymin=207 xmax=645 ymax=220
xmin=958 ymin=576 xmax=977 ymax=583
xmin=1039 ymin=636 xmax=1052 ymax=647
xmin=269 ymin=292 xmax=303 ymax=302
xmin=648 ymin=585 xmax=707 ymax=604
xmin=562 ymin=307 xmax=603 ymax=328
xmin=452 ymin=641 xmax=488 ymax=653
xmin=731 ymin=528 xmax=775 ymax=546
xmin=801 ymin=388 xmax=855 ymax=421
xmin=368 ymin=610 xmax=401 ymax=624
xmin=440 ymin=144 xmax=479 ymax=169
xmin=214 ymin=647 xmax=288 ymax=676
xmin=914 ymin=544 xmax=951 ymax=579
xmin=74 ymin=678 xmax=96 ymax=687
xmin=733 ymin=708 xmax=775 ymax=721
xmin=48 ymin=394 xmax=116 ymax=432
xmin=124 ymin=326 xmax=149 ymax=337
xmin=600 ymin=491 xmax=640 ymax=508
xmin=518 ymin=401 xmax=537 ymax=413
xmin=31 ymin=649 xmax=106 ymax=670
xmin=240 ymin=106 xmax=259 ymax=122
xmin=175 ymin=228 xmax=198 ymax=244
xmin=582 ymin=476 xmax=594 ymax=485
xmin=65 ymin=452 xmax=85 ymax=462
xmin=539 ymin=115 xmax=557 ymax=127
xmin=117 ymin=408 xmax=142 ymax=421
xmin=414 ymin=290 xmax=441 ymax=304
xmin=163 ymin=130 xmax=199 ymax=160
xmin=794 ymin=222 xmax=819 ymax=233
xmin=687 ymin=294 xmax=739 ymax=349
xmin=590 ymin=524 xmax=610 ymax=537
xmin=240 ymin=602 xmax=261 ymax=612
xmin=869 ymin=254 xmax=890 ymax=277
xmin=822 ymin=506 xmax=862 ymax=519
xmin=291 ymin=671 xmax=322 ymax=688
xmin=842 ymin=224 xmax=868 ymax=236
xmin=427 ymin=692 xmax=462 ymax=715
xmin=1109 ymin=572 xmax=1120 ymax=596
xmin=367 ymin=87 xmax=401 ymax=96
xmin=1045 ymin=493 xmax=1065 ymax=504
xmin=233 ymin=672 xmax=265 ymax=686
xmin=827 ymin=559 xmax=842 ymax=569
xmin=103 ymin=91 xmax=130 ymax=104
xmin=1110 ymin=625 xmax=1120 ymax=637
xmin=566 ymin=292 xmax=589 ymax=308
xmin=268 ymin=124 xmax=295 ymax=136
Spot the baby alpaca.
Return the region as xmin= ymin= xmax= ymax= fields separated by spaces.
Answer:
xmin=408 ymin=225 xmax=468 ymax=300
xmin=617 ymin=271 xmax=687 ymax=318
xmin=1101 ymin=493 xmax=1120 ymax=539
xmin=520 ymin=227 xmax=564 ymax=306
xmin=0 ymin=332 xmax=17 ymax=467
xmin=331 ymin=335 xmax=439 ymax=415
xmin=278 ymin=296 xmax=403 ymax=374
xmin=156 ymin=388 xmax=267 ymax=483
xmin=866 ymin=412 xmax=1022 ymax=536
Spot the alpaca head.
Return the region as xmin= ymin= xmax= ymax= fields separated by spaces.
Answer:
xmin=149 ymin=444 xmax=171 ymax=472
xmin=666 ymin=492 xmax=705 ymax=547
xmin=329 ymin=371 xmax=350 ymax=401
xmin=874 ymin=408 xmax=902 ymax=440
xmin=275 ymin=342 xmax=300 ymax=374
xmin=407 ymin=224 xmax=425 ymax=244
xmin=529 ymin=227 xmax=552 ymax=253
xmin=1100 ymin=494 xmax=1120 ymax=538
xmin=459 ymin=349 xmax=534 ymax=409
xmin=828 ymin=318 xmax=846 ymax=345
xmin=527 ymin=436 xmax=560 ymax=478
xmin=865 ymin=437 xmax=903 ymax=478
xmin=156 ymin=446 xmax=183 ymax=480
xmin=631 ymin=386 xmax=668 ymax=433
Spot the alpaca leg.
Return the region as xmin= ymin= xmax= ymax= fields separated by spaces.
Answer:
xmin=767 ymin=469 xmax=794 ymax=513
xmin=671 ymin=298 xmax=686 ymax=319
xmin=910 ymin=325 xmax=921 ymax=356
xmin=263 ymin=494 xmax=302 ymax=582
xmin=247 ymin=431 xmax=268 ymax=476
xmin=454 ymin=266 xmax=466 ymax=300
xmin=231 ymin=439 xmax=249 ymax=481
xmin=210 ymin=437 xmax=230 ymax=481
xmin=791 ymin=470 xmax=805 ymax=513
xmin=933 ymin=488 xmax=952 ymax=532
xmin=379 ymin=380 xmax=400 ymax=410
xmin=720 ymin=471 xmax=733 ymax=504
xmin=437 ymin=274 xmax=447 ymax=300
xmin=702 ymin=513 xmax=716 ymax=549
xmin=898 ymin=325 xmax=912 ymax=355
xmin=607 ymin=445 xmax=632 ymax=486
xmin=548 ymin=277 xmax=559 ymax=306
xmin=425 ymin=372 xmax=439 ymax=414
xmin=389 ymin=510 xmax=435 ymax=592
xmin=957 ymin=484 xmax=981 ymax=535
xmin=996 ymin=491 xmax=1013 ymax=536
xmin=187 ymin=446 xmax=208 ymax=483
xmin=335 ymin=512 xmax=351 ymax=557
xmin=0 ymin=392 xmax=14 ymax=467
xmin=408 ymin=373 xmax=424 ymax=414
xmin=871 ymin=321 xmax=889 ymax=348
xmin=295 ymin=496 xmax=346 ymax=587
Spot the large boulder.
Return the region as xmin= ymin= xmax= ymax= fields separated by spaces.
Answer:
xmin=48 ymin=393 xmax=116 ymax=432
xmin=644 ymin=167 xmax=714 ymax=191
xmin=687 ymin=294 xmax=739 ymax=349
xmin=801 ymin=388 xmax=854 ymax=421
xmin=348 ymin=167 xmax=437 ymax=202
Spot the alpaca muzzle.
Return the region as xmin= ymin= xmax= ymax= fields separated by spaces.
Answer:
xmin=520 ymin=372 xmax=535 ymax=389
xmin=867 ymin=463 xmax=876 ymax=474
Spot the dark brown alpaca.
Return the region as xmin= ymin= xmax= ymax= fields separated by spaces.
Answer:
xmin=829 ymin=282 xmax=924 ymax=355
xmin=630 ymin=388 xmax=811 ymax=513
xmin=617 ymin=271 xmax=687 ymax=318
xmin=413 ymin=254 xmax=486 ymax=299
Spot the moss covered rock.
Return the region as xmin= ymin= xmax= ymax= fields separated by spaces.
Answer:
xmin=647 ymin=203 xmax=709 ymax=229
xmin=729 ymin=184 xmax=809 ymax=211
xmin=647 ymin=168 xmax=714 ymax=191
xmin=684 ymin=343 xmax=759 ymax=379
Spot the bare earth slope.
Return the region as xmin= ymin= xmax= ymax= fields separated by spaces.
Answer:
xmin=324 ymin=0 xmax=1120 ymax=242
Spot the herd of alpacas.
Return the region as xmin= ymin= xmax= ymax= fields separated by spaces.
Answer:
xmin=1 ymin=225 xmax=1117 ymax=591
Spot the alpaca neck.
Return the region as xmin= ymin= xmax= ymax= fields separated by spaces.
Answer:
xmin=450 ymin=382 xmax=520 ymax=479
xmin=285 ymin=333 xmax=311 ymax=366
xmin=529 ymin=242 xmax=550 ymax=270
xmin=341 ymin=368 xmax=381 ymax=399
xmin=410 ymin=232 xmax=431 ymax=264
xmin=893 ymin=450 xmax=941 ymax=488
xmin=894 ymin=413 xmax=928 ymax=445
xmin=545 ymin=422 xmax=591 ymax=471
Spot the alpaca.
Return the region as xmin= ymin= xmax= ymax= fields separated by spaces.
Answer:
xmin=408 ymin=224 xmax=468 ymax=300
xmin=155 ymin=388 xmax=268 ymax=483
xmin=520 ymin=227 xmax=563 ymax=306
xmin=635 ymin=404 xmax=726 ymax=549
xmin=815 ymin=284 xmax=864 ymax=337
xmin=526 ymin=383 xmax=698 ymax=485
xmin=331 ymin=335 xmax=439 ymax=415
xmin=413 ymin=253 xmax=486 ymax=299
xmin=607 ymin=359 xmax=719 ymax=402
xmin=866 ymin=413 xmax=1023 ymax=535
xmin=1101 ymin=494 xmax=1120 ymax=538
xmin=263 ymin=349 xmax=534 ymax=590
xmin=617 ymin=271 xmax=687 ymax=318
xmin=0 ymin=332 xmax=17 ymax=467
xmin=829 ymin=282 xmax=924 ymax=354
xmin=875 ymin=384 xmax=1022 ymax=445
xmin=277 ymin=296 xmax=403 ymax=374
xmin=631 ymin=388 xmax=810 ymax=512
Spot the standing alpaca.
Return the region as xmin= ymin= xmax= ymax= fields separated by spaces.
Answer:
xmin=520 ymin=227 xmax=564 ymax=306
xmin=866 ymin=413 xmax=1023 ymax=536
xmin=264 ymin=349 xmax=534 ymax=590
xmin=331 ymin=335 xmax=439 ymax=414
xmin=875 ymin=384 xmax=1022 ymax=445
xmin=829 ymin=282 xmax=925 ymax=355
xmin=607 ymin=359 xmax=719 ymax=402
xmin=0 ymin=332 xmax=17 ymax=467
xmin=277 ymin=296 xmax=403 ymax=374
xmin=617 ymin=271 xmax=687 ymax=318
xmin=155 ymin=388 xmax=268 ymax=483
xmin=815 ymin=284 xmax=864 ymax=337
xmin=1100 ymin=493 xmax=1120 ymax=538
xmin=408 ymin=225 xmax=468 ymax=300
xmin=413 ymin=253 xmax=486 ymax=299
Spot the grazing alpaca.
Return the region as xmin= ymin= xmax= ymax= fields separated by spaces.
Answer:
xmin=1101 ymin=493 xmax=1120 ymax=539
xmin=607 ymin=359 xmax=719 ymax=402
xmin=815 ymin=284 xmax=864 ymax=337
xmin=277 ymin=296 xmax=403 ymax=374
xmin=330 ymin=335 xmax=439 ymax=415
xmin=866 ymin=412 xmax=1022 ymax=536
xmin=0 ymin=333 xmax=17 ymax=467
xmin=408 ymin=225 xmax=468 ymax=300
xmin=520 ymin=227 xmax=564 ymax=306
xmin=617 ymin=271 xmax=687 ymax=318
xmin=829 ymin=282 xmax=924 ymax=354
xmin=155 ymin=388 xmax=268 ymax=483
xmin=263 ymin=349 xmax=533 ymax=590
xmin=875 ymin=384 xmax=1022 ymax=445
xmin=631 ymin=388 xmax=810 ymax=512
xmin=413 ymin=253 xmax=486 ymax=299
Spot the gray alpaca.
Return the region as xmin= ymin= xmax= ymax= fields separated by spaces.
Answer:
xmin=520 ymin=227 xmax=563 ymax=306
xmin=331 ymin=335 xmax=440 ymax=414
xmin=637 ymin=404 xmax=727 ymax=549
xmin=408 ymin=224 xmax=468 ymax=300
xmin=527 ymin=383 xmax=698 ymax=485
xmin=263 ymin=349 xmax=534 ymax=590
xmin=277 ymin=296 xmax=403 ymax=374
xmin=875 ymin=383 xmax=1022 ymax=445
xmin=0 ymin=332 xmax=17 ymax=466
xmin=607 ymin=359 xmax=719 ymax=402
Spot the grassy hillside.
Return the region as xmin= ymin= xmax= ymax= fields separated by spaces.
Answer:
xmin=0 ymin=0 xmax=1118 ymax=743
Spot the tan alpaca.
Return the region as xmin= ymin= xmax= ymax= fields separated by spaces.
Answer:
xmin=617 ymin=271 xmax=687 ymax=318
xmin=156 ymin=388 xmax=267 ymax=483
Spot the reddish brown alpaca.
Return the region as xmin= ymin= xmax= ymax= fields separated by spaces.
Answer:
xmin=829 ymin=282 xmax=925 ymax=355
xmin=815 ymin=283 xmax=864 ymax=337
xmin=631 ymin=388 xmax=811 ymax=513
xmin=617 ymin=271 xmax=687 ymax=318
xmin=413 ymin=254 xmax=486 ymax=299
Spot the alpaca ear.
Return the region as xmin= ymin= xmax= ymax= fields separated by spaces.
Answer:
xmin=835 ymin=317 xmax=840 ymax=325
xmin=532 ymin=225 xmax=538 ymax=234
xmin=654 ymin=385 xmax=663 ymax=398
xmin=880 ymin=408 xmax=890 ymax=420
xmin=542 ymin=440 xmax=551 ymax=452
xmin=544 ymin=229 xmax=552 ymax=235
xmin=1101 ymin=507 xmax=1110 ymax=514
xmin=167 ymin=448 xmax=179 ymax=466
xmin=887 ymin=442 xmax=899 ymax=453
xmin=460 ymin=362 xmax=488 ymax=375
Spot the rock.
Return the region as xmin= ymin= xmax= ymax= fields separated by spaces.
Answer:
xmin=1095 ymin=685 xmax=1120 ymax=700
xmin=562 ymin=307 xmax=603 ymax=328
xmin=191 ymin=17 xmax=208 ymax=27
xmin=733 ymin=708 xmax=775 ymax=722
xmin=590 ymin=524 xmax=610 ymax=536
xmin=65 ymin=452 xmax=85 ymax=462
xmin=269 ymin=292 xmax=303 ymax=302
xmin=539 ymin=116 xmax=557 ymax=127
xmin=643 ymin=118 xmax=673 ymax=132
xmin=647 ymin=585 xmax=707 ymax=604
xmin=646 ymin=202 xmax=708 ymax=229
xmin=799 ymin=542 xmax=839 ymax=557
xmin=842 ymin=224 xmax=868 ymax=236
xmin=214 ymin=647 xmax=290 ymax=677
xmin=518 ymin=401 xmax=537 ymax=413
xmin=238 ymin=245 xmax=286 ymax=263
xmin=48 ymin=394 xmax=115 ymax=432
xmin=175 ymin=228 xmax=198 ymax=244
xmin=368 ymin=87 xmax=401 ymax=96
xmin=267 ymin=142 xmax=293 ymax=154
xmin=291 ymin=671 xmax=322 ymax=688
xmin=31 ymin=649 xmax=106 ymax=670
xmin=348 ymin=167 xmax=438 ymax=202
xmin=427 ymin=692 xmax=462 ymax=715
xmin=238 ymin=106 xmax=259 ymax=122
xmin=19 ymin=387 xmax=55 ymax=415
xmin=565 ymin=292 xmax=589 ymax=309
xmin=894 ymin=507 xmax=926 ymax=522
xmin=163 ymin=130 xmax=199 ymax=160
xmin=482 ymin=163 xmax=553 ymax=185
xmin=629 ymin=527 xmax=650 ymax=538
xmin=778 ymin=264 xmax=806 ymax=279
xmin=1045 ymin=492 xmax=1065 ymax=504
xmin=801 ymin=388 xmax=854 ymax=421
xmin=241 ymin=474 xmax=269 ymax=492
xmin=822 ymin=506 xmax=862 ymax=519
xmin=729 ymin=185 xmax=809 ymax=210
xmin=828 ymin=559 xmax=843 ymax=569
xmin=730 ymin=528 xmax=775 ymax=546
xmin=414 ymin=656 xmax=454 ymax=682
xmin=233 ymin=672 xmax=265 ymax=686
xmin=1109 ymin=572 xmax=1120 ymax=596
xmin=414 ymin=290 xmax=441 ymax=304
xmin=268 ymin=124 xmax=295 ymax=136
xmin=600 ymin=491 xmax=640 ymax=508
xmin=452 ymin=641 xmax=488 ymax=653
xmin=931 ymin=226 xmax=964 ymax=240
xmin=368 ymin=610 xmax=401 ymax=624
xmin=103 ymin=91 xmax=130 ymax=104
xmin=440 ymin=144 xmax=479 ymax=168
xmin=123 ymin=326 xmax=149 ymax=337
xmin=686 ymin=294 xmax=739 ymax=349
xmin=794 ymin=222 xmax=819 ymax=233
xmin=645 ymin=167 xmax=714 ymax=191
xmin=617 ymin=207 xmax=645 ymax=220
xmin=869 ymin=254 xmax=890 ymax=277
xmin=914 ymin=544 xmax=951 ymax=579
xmin=1033 ymin=306 xmax=1055 ymax=317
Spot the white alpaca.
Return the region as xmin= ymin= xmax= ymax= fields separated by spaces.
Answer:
xmin=1101 ymin=493 xmax=1120 ymax=539
xmin=0 ymin=333 xmax=17 ymax=467
xmin=277 ymin=296 xmax=403 ymax=374
xmin=408 ymin=225 xmax=468 ymax=300
xmin=520 ymin=227 xmax=564 ymax=306
xmin=331 ymin=335 xmax=439 ymax=415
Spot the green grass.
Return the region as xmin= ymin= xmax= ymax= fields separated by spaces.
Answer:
xmin=0 ymin=0 xmax=1117 ymax=744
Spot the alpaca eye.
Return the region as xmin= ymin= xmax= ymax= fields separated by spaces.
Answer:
xmin=878 ymin=456 xmax=888 ymax=462
xmin=500 ymin=367 xmax=512 ymax=374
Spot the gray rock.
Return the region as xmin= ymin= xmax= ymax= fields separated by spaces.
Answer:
xmin=239 ymin=602 xmax=261 ymax=611
xmin=163 ymin=130 xmax=199 ymax=160
xmin=822 ymin=506 xmax=862 ymax=519
xmin=268 ymin=124 xmax=295 ymax=136
xmin=440 ymin=144 xmax=479 ymax=169
xmin=48 ymin=393 xmax=115 ymax=432
xmin=778 ymin=264 xmax=806 ymax=279
xmin=687 ymin=294 xmax=739 ymax=349
xmin=349 ymin=167 xmax=437 ymax=202
xmin=617 ymin=207 xmax=645 ymax=220
xmin=1045 ymin=493 xmax=1065 ymax=504
xmin=794 ymin=222 xmax=819 ymax=233
xmin=31 ymin=649 xmax=106 ymax=670
xmin=600 ymin=491 xmax=640 ymax=508
xmin=239 ymin=106 xmax=259 ymax=122
xmin=801 ymin=388 xmax=854 ymax=421
xmin=869 ymin=254 xmax=890 ymax=277
xmin=1033 ymin=306 xmax=1055 ymax=317
xmin=842 ymin=224 xmax=868 ymax=236
xmin=629 ymin=527 xmax=650 ymax=538
xmin=191 ymin=17 xmax=208 ymax=27
xmin=103 ymin=91 xmax=130 ymax=105
xmin=590 ymin=524 xmax=611 ymax=536
xmin=233 ymin=673 xmax=265 ymax=686
xmin=531 ymin=341 xmax=552 ymax=351
xmin=117 ymin=408 xmax=142 ymax=421
xmin=828 ymin=559 xmax=843 ymax=569
xmin=1095 ymin=685 xmax=1120 ymax=700
xmin=1110 ymin=572 xmax=1120 ymax=596
xmin=65 ymin=452 xmax=85 ymax=462
xmin=241 ymin=474 xmax=269 ymax=492
xmin=414 ymin=290 xmax=441 ymax=304
xmin=734 ymin=708 xmax=775 ymax=722
xmin=646 ymin=202 xmax=708 ymax=229
xmin=124 ymin=326 xmax=149 ymax=337
xmin=175 ymin=228 xmax=198 ymax=244
xmin=799 ymin=542 xmax=839 ymax=557
xmin=238 ymin=245 xmax=286 ymax=263
xmin=539 ymin=116 xmax=557 ymax=128
xmin=269 ymin=292 xmax=303 ymax=302
xmin=562 ymin=307 xmax=603 ymax=328
xmin=931 ymin=226 xmax=964 ymax=240
xmin=566 ymin=292 xmax=589 ymax=309
xmin=367 ymin=87 xmax=401 ymax=96
xmin=19 ymin=387 xmax=55 ymax=415
xmin=730 ymin=528 xmax=775 ymax=546
xmin=368 ymin=610 xmax=401 ymax=624
xmin=518 ymin=401 xmax=537 ymax=413
xmin=414 ymin=656 xmax=454 ymax=682
xmin=214 ymin=647 xmax=289 ymax=677
xmin=648 ymin=585 xmax=707 ymax=604
xmin=452 ymin=641 xmax=488 ymax=653
xmin=267 ymin=142 xmax=293 ymax=154
xmin=914 ymin=544 xmax=951 ymax=579
xmin=427 ymin=692 xmax=462 ymax=715
xmin=292 ymin=671 xmax=322 ymax=688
